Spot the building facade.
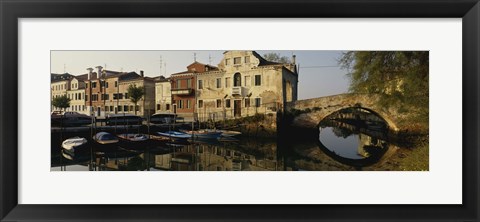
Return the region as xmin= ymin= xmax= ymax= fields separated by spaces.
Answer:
xmin=195 ymin=51 xmax=298 ymax=120
xmin=51 ymin=73 xmax=74 ymax=112
xmin=169 ymin=62 xmax=217 ymax=120
xmin=66 ymin=75 xmax=87 ymax=114
xmin=155 ymin=77 xmax=172 ymax=113
xmin=84 ymin=66 xmax=155 ymax=118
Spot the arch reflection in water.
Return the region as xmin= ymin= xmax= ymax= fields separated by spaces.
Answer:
xmin=318 ymin=107 xmax=390 ymax=168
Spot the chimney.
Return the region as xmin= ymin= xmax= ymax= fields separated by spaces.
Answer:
xmin=292 ymin=55 xmax=296 ymax=65
xmin=95 ymin=66 xmax=103 ymax=78
xmin=87 ymin=68 xmax=93 ymax=80
xmin=140 ymin=70 xmax=144 ymax=77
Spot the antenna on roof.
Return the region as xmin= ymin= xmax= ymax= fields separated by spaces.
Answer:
xmin=208 ymin=54 xmax=212 ymax=65
xmin=193 ymin=53 xmax=197 ymax=62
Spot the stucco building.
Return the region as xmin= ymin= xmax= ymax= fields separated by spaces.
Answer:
xmin=66 ymin=74 xmax=88 ymax=114
xmin=195 ymin=51 xmax=298 ymax=120
xmin=51 ymin=73 xmax=74 ymax=112
xmin=154 ymin=76 xmax=172 ymax=113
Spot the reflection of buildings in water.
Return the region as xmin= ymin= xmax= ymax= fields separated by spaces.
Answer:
xmin=154 ymin=144 xmax=280 ymax=171
xmin=357 ymin=134 xmax=384 ymax=158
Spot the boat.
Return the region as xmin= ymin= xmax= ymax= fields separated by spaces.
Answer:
xmin=157 ymin=131 xmax=191 ymax=140
xmin=93 ymin=132 xmax=119 ymax=145
xmin=51 ymin=112 xmax=92 ymax=127
xmin=182 ymin=130 xmax=222 ymax=139
xmin=217 ymin=130 xmax=242 ymax=137
xmin=61 ymin=137 xmax=88 ymax=151
xmin=117 ymin=133 xmax=149 ymax=142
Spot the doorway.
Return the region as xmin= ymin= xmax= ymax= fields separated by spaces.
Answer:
xmin=234 ymin=100 xmax=242 ymax=117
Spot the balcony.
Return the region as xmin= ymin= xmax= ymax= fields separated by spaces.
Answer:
xmin=171 ymin=88 xmax=193 ymax=96
xmin=232 ymin=86 xmax=246 ymax=96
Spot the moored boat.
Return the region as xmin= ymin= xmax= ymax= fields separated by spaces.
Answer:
xmin=217 ymin=130 xmax=242 ymax=137
xmin=182 ymin=130 xmax=222 ymax=139
xmin=93 ymin=132 xmax=119 ymax=145
xmin=157 ymin=131 xmax=191 ymax=140
xmin=117 ymin=133 xmax=149 ymax=142
xmin=61 ymin=137 xmax=88 ymax=151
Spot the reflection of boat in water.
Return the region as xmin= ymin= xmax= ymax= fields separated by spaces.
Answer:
xmin=217 ymin=136 xmax=239 ymax=142
xmin=157 ymin=131 xmax=191 ymax=140
xmin=62 ymin=137 xmax=88 ymax=152
xmin=182 ymin=130 xmax=222 ymax=139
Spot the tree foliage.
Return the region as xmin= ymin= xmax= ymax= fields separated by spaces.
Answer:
xmin=127 ymin=84 xmax=144 ymax=115
xmin=263 ymin=53 xmax=291 ymax=63
xmin=339 ymin=51 xmax=429 ymax=122
xmin=52 ymin=95 xmax=71 ymax=111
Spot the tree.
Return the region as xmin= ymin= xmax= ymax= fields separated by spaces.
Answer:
xmin=263 ymin=53 xmax=291 ymax=63
xmin=52 ymin=95 xmax=71 ymax=113
xmin=339 ymin=51 xmax=429 ymax=123
xmin=127 ymin=84 xmax=144 ymax=115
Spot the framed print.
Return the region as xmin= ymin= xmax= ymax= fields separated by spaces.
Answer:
xmin=1 ymin=0 xmax=479 ymax=221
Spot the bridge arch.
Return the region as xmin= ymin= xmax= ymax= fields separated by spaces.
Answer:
xmin=320 ymin=106 xmax=398 ymax=131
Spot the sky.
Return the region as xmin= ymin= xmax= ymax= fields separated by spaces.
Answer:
xmin=51 ymin=50 xmax=350 ymax=100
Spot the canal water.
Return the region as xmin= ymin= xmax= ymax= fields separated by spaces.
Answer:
xmin=51 ymin=109 xmax=406 ymax=171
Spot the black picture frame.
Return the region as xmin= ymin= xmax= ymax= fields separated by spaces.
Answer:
xmin=1 ymin=0 xmax=478 ymax=221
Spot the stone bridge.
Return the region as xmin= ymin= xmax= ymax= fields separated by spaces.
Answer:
xmin=286 ymin=93 xmax=400 ymax=131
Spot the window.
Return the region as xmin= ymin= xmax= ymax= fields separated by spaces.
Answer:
xmin=130 ymin=105 xmax=134 ymax=112
xmin=110 ymin=106 xmax=114 ymax=112
xmin=216 ymin=78 xmax=221 ymax=88
xmin=234 ymin=57 xmax=241 ymax=64
xmin=255 ymin=98 xmax=261 ymax=107
xmin=91 ymin=94 xmax=98 ymax=101
xmin=101 ymin=94 xmax=109 ymax=100
xmin=92 ymin=82 xmax=97 ymax=88
xmin=225 ymin=99 xmax=231 ymax=108
xmin=115 ymin=81 xmax=118 ymax=87
xmin=225 ymin=58 xmax=230 ymax=65
xmin=85 ymin=83 xmax=88 ymax=88
xmin=245 ymin=98 xmax=250 ymax=107
xmin=198 ymin=80 xmax=203 ymax=89
xmin=176 ymin=79 xmax=181 ymax=89
xmin=187 ymin=100 xmax=191 ymax=109
xmin=187 ymin=79 xmax=192 ymax=88
xmin=85 ymin=95 xmax=88 ymax=101
xmin=118 ymin=106 xmax=123 ymax=112
xmin=178 ymin=100 xmax=183 ymax=109
xmin=124 ymin=105 xmax=128 ymax=112
xmin=166 ymin=104 xmax=170 ymax=110
xmin=234 ymin=73 xmax=241 ymax=87
xmin=225 ymin=77 xmax=231 ymax=88
xmin=157 ymin=104 xmax=161 ymax=110
xmin=125 ymin=93 xmax=129 ymax=99
xmin=106 ymin=82 xmax=109 ymax=88
xmin=113 ymin=94 xmax=118 ymax=100
xmin=255 ymin=75 xmax=261 ymax=86
xmin=198 ymin=100 xmax=203 ymax=108
xmin=245 ymin=56 xmax=250 ymax=63
xmin=216 ymin=99 xmax=222 ymax=108
xmin=245 ymin=76 xmax=251 ymax=87
xmin=105 ymin=106 xmax=108 ymax=112
xmin=75 ymin=94 xmax=78 ymax=100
